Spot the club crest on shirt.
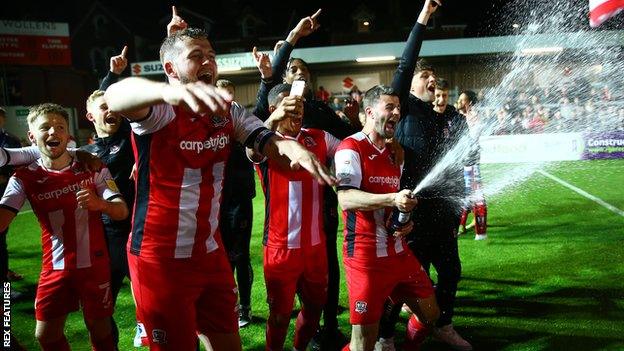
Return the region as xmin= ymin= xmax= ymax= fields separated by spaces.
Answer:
xmin=355 ymin=301 xmax=368 ymax=314
xmin=303 ymin=136 xmax=317 ymax=148
xmin=211 ymin=115 xmax=230 ymax=129
xmin=152 ymin=329 xmax=167 ymax=344
xmin=105 ymin=179 xmax=120 ymax=193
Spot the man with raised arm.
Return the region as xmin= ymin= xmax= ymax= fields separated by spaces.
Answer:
xmin=249 ymin=83 xmax=341 ymax=351
xmin=335 ymin=85 xmax=439 ymax=351
xmin=104 ymin=26 xmax=335 ymax=351
xmin=0 ymin=103 xmax=128 ymax=351
xmin=100 ymin=46 xmax=128 ymax=91
xmin=251 ymin=12 xmax=361 ymax=348
xmin=384 ymin=0 xmax=473 ymax=350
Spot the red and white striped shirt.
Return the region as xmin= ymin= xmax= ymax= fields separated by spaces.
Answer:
xmin=589 ymin=0 xmax=624 ymax=27
xmin=256 ymin=128 xmax=340 ymax=249
xmin=129 ymin=102 xmax=265 ymax=259
xmin=0 ymin=160 xmax=120 ymax=270
xmin=335 ymin=132 xmax=406 ymax=259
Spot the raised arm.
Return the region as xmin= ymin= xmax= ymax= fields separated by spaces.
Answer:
xmin=0 ymin=146 xmax=39 ymax=167
xmin=391 ymin=0 xmax=440 ymax=107
xmin=252 ymin=46 xmax=275 ymax=121
xmin=104 ymin=77 xmax=229 ymax=120
xmin=167 ymin=6 xmax=188 ymax=37
xmin=272 ymin=9 xmax=322 ymax=82
xmin=99 ymin=45 xmax=128 ymax=91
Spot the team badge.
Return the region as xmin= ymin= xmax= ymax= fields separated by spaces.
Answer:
xmin=106 ymin=179 xmax=120 ymax=193
xmin=152 ymin=329 xmax=167 ymax=344
xmin=211 ymin=115 xmax=230 ymax=128
xmin=303 ymin=136 xmax=317 ymax=148
xmin=355 ymin=301 xmax=368 ymax=314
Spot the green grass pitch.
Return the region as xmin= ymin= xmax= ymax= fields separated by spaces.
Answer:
xmin=5 ymin=159 xmax=624 ymax=350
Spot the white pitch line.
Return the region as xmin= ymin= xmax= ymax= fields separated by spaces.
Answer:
xmin=17 ymin=209 xmax=33 ymax=216
xmin=538 ymin=169 xmax=624 ymax=217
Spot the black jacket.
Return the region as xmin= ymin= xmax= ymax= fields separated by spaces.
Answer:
xmin=392 ymin=23 xmax=463 ymax=209
xmin=81 ymin=121 xmax=134 ymax=238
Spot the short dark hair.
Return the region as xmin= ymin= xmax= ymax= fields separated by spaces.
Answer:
xmin=461 ymin=90 xmax=478 ymax=105
xmin=435 ymin=78 xmax=450 ymax=91
xmin=268 ymin=83 xmax=292 ymax=107
xmin=160 ymin=27 xmax=210 ymax=63
xmin=216 ymin=79 xmax=235 ymax=90
xmin=415 ymin=59 xmax=434 ymax=74
xmin=285 ymin=57 xmax=309 ymax=75
xmin=363 ymin=85 xmax=397 ymax=109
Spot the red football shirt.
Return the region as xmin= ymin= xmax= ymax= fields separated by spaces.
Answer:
xmin=1 ymin=160 xmax=120 ymax=270
xmin=129 ymin=102 xmax=265 ymax=259
xmin=334 ymin=132 xmax=406 ymax=259
xmin=256 ymin=128 xmax=340 ymax=249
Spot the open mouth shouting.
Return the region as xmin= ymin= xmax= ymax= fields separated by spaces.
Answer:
xmin=45 ymin=139 xmax=62 ymax=152
xmin=198 ymin=71 xmax=213 ymax=85
xmin=104 ymin=114 xmax=120 ymax=125
xmin=385 ymin=119 xmax=397 ymax=135
xmin=427 ymin=83 xmax=436 ymax=93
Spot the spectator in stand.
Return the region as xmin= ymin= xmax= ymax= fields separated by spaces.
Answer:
xmin=329 ymin=97 xmax=343 ymax=112
xmin=316 ymin=86 xmax=331 ymax=103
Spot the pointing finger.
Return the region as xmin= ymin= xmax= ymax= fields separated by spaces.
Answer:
xmin=121 ymin=45 xmax=128 ymax=58
xmin=172 ymin=5 xmax=178 ymax=16
xmin=311 ymin=9 xmax=322 ymax=19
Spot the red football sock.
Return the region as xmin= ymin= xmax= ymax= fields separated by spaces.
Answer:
xmin=474 ymin=202 xmax=487 ymax=235
xmin=293 ymin=307 xmax=322 ymax=350
xmin=459 ymin=208 xmax=469 ymax=228
xmin=404 ymin=315 xmax=431 ymax=351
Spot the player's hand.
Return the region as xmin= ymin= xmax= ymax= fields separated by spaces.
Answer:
xmin=252 ymin=46 xmax=272 ymax=79
xmin=423 ymin=0 xmax=441 ymax=15
xmin=272 ymin=95 xmax=304 ymax=120
xmin=288 ymin=9 xmax=322 ymax=43
xmin=167 ymin=6 xmax=188 ymax=37
xmin=393 ymin=189 xmax=418 ymax=212
xmin=110 ymin=46 xmax=128 ymax=75
xmin=279 ymin=139 xmax=336 ymax=185
xmin=76 ymin=186 xmax=105 ymax=212
xmin=393 ymin=220 xmax=414 ymax=238
xmin=75 ymin=151 xmax=103 ymax=172
xmin=161 ymin=82 xmax=230 ymax=115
